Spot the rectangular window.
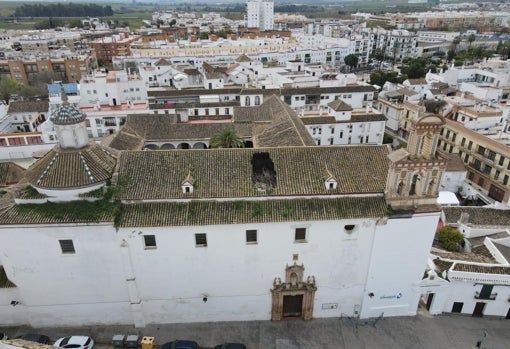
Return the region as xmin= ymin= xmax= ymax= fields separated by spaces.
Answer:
xmin=499 ymin=156 xmax=505 ymax=166
xmin=477 ymin=146 xmax=486 ymax=156
xmin=488 ymin=150 xmax=496 ymax=161
xmin=143 ymin=235 xmax=157 ymax=249
xmin=246 ymin=230 xmax=257 ymax=244
xmin=452 ymin=133 xmax=456 ymax=142
xmin=503 ymin=175 xmax=509 ymax=185
xmin=451 ymin=302 xmax=463 ymax=313
xmin=483 ymin=165 xmax=492 ymax=175
xmin=468 ymin=171 xmax=475 ymax=181
xmin=495 ymin=170 xmax=500 ymax=180
xmin=468 ymin=141 xmax=473 ymax=150
xmin=295 ymin=227 xmax=307 ymax=242
xmin=59 ymin=239 xmax=75 ymax=254
xmin=464 ymin=154 xmax=469 ymax=163
xmin=461 ymin=137 xmax=466 ymax=147
xmin=195 ymin=233 xmax=207 ymax=247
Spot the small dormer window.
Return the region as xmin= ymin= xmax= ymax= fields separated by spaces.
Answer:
xmin=325 ymin=179 xmax=337 ymax=190
xmin=182 ymin=172 xmax=194 ymax=194
xmin=182 ymin=182 xmax=193 ymax=194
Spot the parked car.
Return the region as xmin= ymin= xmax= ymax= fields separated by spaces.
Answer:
xmin=54 ymin=336 xmax=94 ymax=349
xmin=161 ymin=340 xmax=199 ymax=349
xmin=214 ymin=344 xmax=247 ymax=349
xmin=19 ymin=334 xmax=51 ymax=344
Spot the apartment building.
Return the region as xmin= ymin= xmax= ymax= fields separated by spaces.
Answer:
xmin=246 ymin=0 xmax=274 ymax=31
xmin=0 ymin=56 xmax=92 ymax=85
xmin=89 ymin=33 xmax=138 ymax=63
xmin=438 ymin=118 xmax=510 ymax=205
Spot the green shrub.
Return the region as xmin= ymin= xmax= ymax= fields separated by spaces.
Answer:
xmin=437 ymin=226 xmax=464 ymax=252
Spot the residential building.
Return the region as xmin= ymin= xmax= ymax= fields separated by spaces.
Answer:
xmin=438 ymin=118 xmax=510 ymax=205
xmin=246 ymin=0 xmax=274 ymax=31
xmin=89 ymin=33 xmax=138 ymax=63
xmin=424 ymin=206 xmax=510 ymax=318
xmin=300 ymin=101 xmax=386 ymax=146
xmin=0 ymin=55 xmax=92 ymax=85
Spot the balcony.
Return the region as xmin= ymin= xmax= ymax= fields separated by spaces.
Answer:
xmin=475 ymin=291 xmax=497 ymax=300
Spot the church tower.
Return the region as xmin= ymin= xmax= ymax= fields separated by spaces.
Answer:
xmin=386 ymin=111 xmax=447 ymax=210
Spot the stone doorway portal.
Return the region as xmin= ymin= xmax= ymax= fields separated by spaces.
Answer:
xmin=271 ymin=263 xmax=316 ymax=321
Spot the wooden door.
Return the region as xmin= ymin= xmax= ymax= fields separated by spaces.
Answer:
xmin=426 ymin=293 xmax=434 ymax=311
xmin=472 ymin=302 xmax=485 ymax=317
xmin=283 ymin=295 xmax=303 ymax=318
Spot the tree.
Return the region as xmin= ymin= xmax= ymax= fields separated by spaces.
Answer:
xmin=209 ymin=128 xmax=245 ymax=148
xmin=0 ymin=77 xmax=20 ymax=104
xmin=344 ymin=54 xmax=359 ymax=72
xmin=467 ymin=34 xmax=476 ymax=48
xmin=437 ymin=226 xmax=464 ymax=252
xmin=452 ymin=36 xmax=461 ymax=54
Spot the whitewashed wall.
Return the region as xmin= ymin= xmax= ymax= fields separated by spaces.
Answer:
xmin=441 ymin=280 xmax=510 ymax=317
xmin=119 ymin=217 xmax=378 ymax=324
xmin=0 ymin=224 xmax=132 ymax=327
xmin=0 ymin=144 xmax=54 ymax=161
xmin=0 ymin=211 xmax=441 ymax=326
xmin=361 ymin=212 xmax=440 ymax=318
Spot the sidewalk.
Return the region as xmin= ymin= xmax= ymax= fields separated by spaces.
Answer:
xmin=2 ymin=313 xmax=509 ymax=349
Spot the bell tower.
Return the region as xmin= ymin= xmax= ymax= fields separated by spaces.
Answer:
xmin=386 ymin=112 xmax=447 ymax=210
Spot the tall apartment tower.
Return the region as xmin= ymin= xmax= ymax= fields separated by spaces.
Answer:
xmin=246 ymin=0 xmax=274 ymax=31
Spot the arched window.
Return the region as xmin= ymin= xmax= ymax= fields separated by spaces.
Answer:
xmin=255 ymin=96 xmax=260 ymax=105
xmin=245 ymin=96 xmax=251 ymax=106
xmin=409 ymin=174 xmax=419 ymax=195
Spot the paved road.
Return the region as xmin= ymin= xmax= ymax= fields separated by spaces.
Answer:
xmin=2 ymin=313 xmax=509 ymax=349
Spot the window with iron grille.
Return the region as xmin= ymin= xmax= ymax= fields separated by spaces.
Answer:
xmin=295 ymin=228 xmax=307 ymax=242
xmin=195 ymin=233 xmax=207 ymax=247
xmin=59 ymin=239 xmax=75 ymax=254
xmin=144 ymin=235 xmax=157 ymax=249
xmin=246 ymin=230 xmax=258 ymax=244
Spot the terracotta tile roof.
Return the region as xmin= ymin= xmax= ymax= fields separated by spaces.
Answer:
xmin=300 ymin=116 xmax=337 ymax=125
xmin=433 ymin=245 xmax=497 ymax=264
xmin=351 ymin=114 xmax=386 ymax=122
xmin=111 ymin=114 xmax=252 ymax=146
xmin=406 ymin=78 xmax=428 ymax=85
xmin=252 ymin=96 xmax=315 ymax=147
xmin=300 ymin=114 xmax=386 ymax=125
xmin=453 ymin=263 xmax=510 ymax=275
xmin=233 ymin=106 xmax=272 ymax=123
xmin=110 ymin=96 xmax=313 ymax=149
xmin=236 ymin=54 xmax=253 ymax=62
xmin=328 ymin=100 xmax=353 ymax=112
xmin=119 ymin=196 xmax=388 ymax=227
xmin=150 ymin=101 xmax=240 ymax=110
xmin=442 ymin=206 xmax=510 ymax=226
xmin=7 ymin=100 xmax=49 ymax=113
xmin=443 ymin=153 xmax=466 ymax=172
xmin=105 ymin=126 xmax=144 ymax=151
xmin=433 ymin=258 xmax=453 ymax=273
xmin=148 ymin=85 xmax=375 ymax=98
xmin=24 ymin=144 xmax=117 ymax=189
xmin=0 ymin=162 xmax=25 ymax=186
xmin=115 ymin=146 xmax=389 ymax=200
xmin=154 ymin=58 xmax=171 ymax=66
xmin=0 ymin=200 xmax=118 ymax=225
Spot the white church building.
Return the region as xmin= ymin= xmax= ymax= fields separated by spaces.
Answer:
xmin=0 ymin=96 xmax=447 ymax=328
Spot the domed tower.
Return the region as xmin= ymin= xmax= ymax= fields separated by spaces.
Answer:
xmin=51 ymin=89 xmax=89 ymax=149
xmin=22 ymin=90 xmax=118 ymax=202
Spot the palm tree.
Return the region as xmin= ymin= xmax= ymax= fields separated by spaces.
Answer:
xmin=467 ymin=34 xmax=476 ymax=48
xmin=452 ymin=36 xmax=461 ymax=54
xmin=209 ymin=128 xmax=245 ymax=148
